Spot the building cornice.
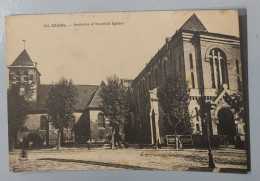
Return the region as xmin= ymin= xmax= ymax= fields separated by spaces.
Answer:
xmin=7 ymin=65 xmax=42 ymax=76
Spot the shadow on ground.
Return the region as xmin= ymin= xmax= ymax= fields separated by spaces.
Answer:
xmin=38 ymin=158 xmax=159 ymax=170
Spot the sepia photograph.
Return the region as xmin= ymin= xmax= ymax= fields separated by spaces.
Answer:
xmin=6 ymin=10 xmax=249 ymax=173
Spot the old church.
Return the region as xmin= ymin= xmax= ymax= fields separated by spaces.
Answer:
xmin=7 ymin=49 xmax=111 ymax=146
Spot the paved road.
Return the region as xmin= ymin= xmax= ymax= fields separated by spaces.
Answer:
xmin=9 ymin=147 xmax=248 ymax=173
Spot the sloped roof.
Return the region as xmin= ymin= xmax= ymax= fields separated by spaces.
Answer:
xmin=76 ymin=85 xmax=99 ymax=111
xmin=27 ymin=84 xmax=99 ymax=113
xmin=132 ymin=14 xmax=209 ymax=86
xmin=71 ymin=112 xmax=88 ymax=131
xmin=11 ymin=49 xmax=34 ymax=66
xmin=87 ymin=81 xmax=105 ymax=109
xmin=180 ymin=13 xmax=208 ymax=32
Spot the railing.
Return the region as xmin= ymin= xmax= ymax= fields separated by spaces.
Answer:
xmin=166 ymin=135 xmax=193 ymax=147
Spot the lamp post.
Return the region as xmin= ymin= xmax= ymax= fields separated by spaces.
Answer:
xmin=204 ymin=113 xmax=215 ymax=168
xmin=201 ymin=100 xmax=216 ymax=168
xmin=46 ymin=115 xmax=50 ymax=147
xmin=139 ymin=122 xmax=143 ymax=149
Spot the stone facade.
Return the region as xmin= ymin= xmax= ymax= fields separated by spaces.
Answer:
xmin=7 ymin=51 xmax=111 ymax=146
xmin=130 ymin=14 xmax=245 ymax=145
xmin=72 ymin=82 xmax=112 ymax=143
xmin=7 ymin=50 xmax=41 ymax=102
xmin=7 ymin=13 xmax=245 ymax=147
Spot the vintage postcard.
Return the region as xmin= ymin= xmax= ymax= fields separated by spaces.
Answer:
xmin=6 ymin=10 xmax=249 ymax=173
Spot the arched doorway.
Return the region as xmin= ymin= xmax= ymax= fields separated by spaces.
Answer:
xmin=217 ymin=108 xmax=236 ymax=144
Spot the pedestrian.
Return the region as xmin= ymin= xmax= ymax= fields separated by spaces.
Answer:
xmin=29 ymin=141 xmax=33 ymax=149
xmin=19 ymin=149 xmax=28 ymax=161
xmin=157 ymin=139 xmax=162 ymax=149
xmin=115 ymin=141 xmax=118 ymax=149
xmin=177 ymin=136 xmax=182 ymax=149
xmin=87 ymin=139 xmax=91 ymax=150
xmin=111 ymin=140 xmax=114 ymax=149
xmin=124 ymin=141 xmax=129 ymax=149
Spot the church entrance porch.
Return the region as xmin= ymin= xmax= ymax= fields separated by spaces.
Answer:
xmin=217 ymin=108 xmax=236 ymax=145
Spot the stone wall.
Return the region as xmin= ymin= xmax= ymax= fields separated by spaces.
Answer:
xmin=18 ymin=112 xmax=82 ymax=145
xmin=89 ymin=109 xmax=111 ymax=143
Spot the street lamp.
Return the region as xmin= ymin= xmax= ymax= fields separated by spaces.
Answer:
xmin=201 ymin=101 xmax=216 ymax=168
xmin=139 ymin=122 xmax=143 ymax=149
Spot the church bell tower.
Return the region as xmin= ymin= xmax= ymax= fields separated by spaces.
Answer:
xmin=7 ymin=44 xmax=41 ymax=102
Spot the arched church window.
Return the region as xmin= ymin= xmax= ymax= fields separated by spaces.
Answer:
xmin=189 ymin=53 xmax=193 ymax=69
xmin=163 ymin=59 xmax=167 ymax=79
xmin=173 ymin=58 xmax=176 ymax=73
xmin=40 ymin=115 xmax=48 ymax=130
xmin=148 ymin=73 xmax=152 ymax=90
xmin=155 ymin=67 xmax=158 ymax=86
xmin=98 ymin=113 xmax=105 ymax=128
xmin=143 ymin=79 xmax=145 ymax=94
xmin=191 ymin=72 xmax=195 ymax=88
xmin=158 ymin=63 xmax=162 ymax=83
xmin=210 ymin=58 xmax=216 ymax=88
xmin=209 ymin=48 xmax=229 ymax=89
xmin=236 ymin=59 xmax=240 ymax=74
xmin=138 ymin=84 xmax=140 ymax=96
xmin=151 ymin=70 xmax=154 ymax=88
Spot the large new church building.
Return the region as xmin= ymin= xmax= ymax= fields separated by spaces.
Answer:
xmin=129 ymin=14 xmax=245 ymax=146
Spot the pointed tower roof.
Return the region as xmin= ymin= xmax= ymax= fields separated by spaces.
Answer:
xmin=100 ymin=80 xmax=106 ymax=87
xmin=180 ymin=13 xmax=207 ymax=32
xmin=10 ymin=49 xmax=34 ymax=66
xmin=87 ymin=81 xmax=105 ymax=109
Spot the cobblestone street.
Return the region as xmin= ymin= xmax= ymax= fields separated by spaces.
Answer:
xmin=9 ymin=147 xmax=248 ymax=173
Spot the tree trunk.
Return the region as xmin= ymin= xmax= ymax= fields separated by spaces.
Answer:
xmin=174 ymin=126 xmax=178 ymax=150
xmin=111 ymin=127 xmax=115 ymax=149
xmin=57 ymin=129 xmax=61 ymax=150
xmin=61 ymin=129 xmax=64 ymax=146
xmin=46 ymin=118 xmax=49 ymax=147
xmin=115 ymin=126 xmax=120 ymax=148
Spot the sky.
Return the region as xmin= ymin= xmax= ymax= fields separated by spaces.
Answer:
xmin=6 ymin=10 xmax=239 ymax=85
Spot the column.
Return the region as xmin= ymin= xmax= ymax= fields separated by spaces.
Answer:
xmin=154 ymin=109 xmax=160 ymax=143
xmin=212 ymin=50 xmax=218 ymax=89
xmin=149 ymin=113 xmax=154 ymax=144
xmin=149 ymin=88 xmax=160 ymax=145
xmin=218 ymin=51 xmax=223 ymax=85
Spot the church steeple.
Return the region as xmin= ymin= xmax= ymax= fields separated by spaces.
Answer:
xmin=10 ymin=49 xmax=34 ymax=66
xmin=7 ymin=46 xmax=41 ymax=102
xmin=180 ymin=13 xmax=208 ymax=32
